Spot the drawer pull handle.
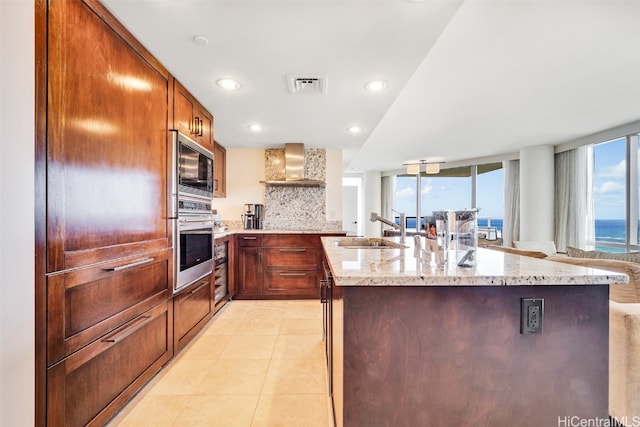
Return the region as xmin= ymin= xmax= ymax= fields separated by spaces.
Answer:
xmin=102 ymin=257 xmax=154 ymax=272
xmin=189 ymin=281 xmax=210 ymax=295
xmin=243 ymin=236 xmax=257 ymax=240
xmin=279 ymin=248 xmax=306 ymax=252
xmin=102 ymin=315 xmax=152 ymax=343
xmin=279 ymin=272 xmax=306 ymax=277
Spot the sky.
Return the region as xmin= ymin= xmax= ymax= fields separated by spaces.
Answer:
xmin=395 ymin=168 xmax=505 ymax=220
xmin=593 ymin=137 xmax=627 ymax=220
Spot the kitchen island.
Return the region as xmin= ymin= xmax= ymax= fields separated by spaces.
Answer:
xmin=321 ymin=236 xmax=627 ymax=427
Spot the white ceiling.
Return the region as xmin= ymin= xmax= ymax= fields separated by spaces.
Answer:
xmin=102 ymin=0 xmax=640 ymax=173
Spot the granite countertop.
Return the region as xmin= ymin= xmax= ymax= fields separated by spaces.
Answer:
xmin=214 ymin=228 xmax=346 ymax=239
xmin=321 ymin=236 xmax=629 ymax=287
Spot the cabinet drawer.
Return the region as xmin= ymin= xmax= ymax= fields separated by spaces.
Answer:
xmin=47 ymin=249 xmax=172 ymax=365
xmin=263 ymin=234 xmax=321 ymax=247
xmin=47 ymin=301 xmax=170 ymax=427
xmin=174 ymin=275 xmax=213 ymax=350
xmin=263 ymin=247 xmax=320 ymax=270
xmin=264 ymin=270 xmax=320 ymax=296
xmin=238 ymin=234 xmax=263 ymax=247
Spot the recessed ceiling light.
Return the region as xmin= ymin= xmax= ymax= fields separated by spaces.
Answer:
xmin=217 ymin=78 xmax=241 ymax=90
xmin=247 ymin=124 xmax=262 ymax=132
xmin=193 ymin=36 xmax=209 ymax=46
xmin=346 ymin=126 xmax=363 ymax=134
xmin=365 ymin=80 xmax=388 ymax=92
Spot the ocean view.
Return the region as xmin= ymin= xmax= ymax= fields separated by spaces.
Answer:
xmin=398 ymin=217 xmax=629 ymax=249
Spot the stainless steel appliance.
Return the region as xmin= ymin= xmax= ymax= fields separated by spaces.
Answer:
xmin=175 ymin=197 xmax=214 ymax=292
xmin=171 ymin=130 xmax=214 ymax=200
xmin=169 ymin=130 xmax=216 ymax=293
xmin=243 ymin=203 xmax=264 ymax=229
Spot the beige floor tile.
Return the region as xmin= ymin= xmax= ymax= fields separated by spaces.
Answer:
xmin=181 ymin=334 xmax=232 ymax=360
xmin=262 ymin=358 xmax=327 ymax=395
xmin=220 ymin=300 xmax=288 ymax=319
xmin=147 ymin=360 xmax=214 ymax=395
xmin=219 ymin=335 xmax=277 ymax=359
xmin=251 ymin=394 xmax=330 ymax=427
xmin=284 ymin=300 xmax=323 ymax=318
xmin=111 ymin=394 xmax=190 ymax=427
xmin=202 ymin=316 xmax=240 ymax=335
xmin=197 ymin=358 xmax=270 ymax=395
xmin=235 ymin=317 xmax=283 ymax=336
xmin=279 ymin=317 xmax=323 ymax=336
xmin=272 ymin=335 xmax=324 ymax=359
xmin=108 ymin=301 xmax=333 ymax=427
xmin=173 ymin=395 xmax=259 ymax=427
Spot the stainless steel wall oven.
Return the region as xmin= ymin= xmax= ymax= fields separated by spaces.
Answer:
xmin=170 ymin=130 xmax=215 ymax=293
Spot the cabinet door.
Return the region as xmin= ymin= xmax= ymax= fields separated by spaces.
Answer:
xmin=47 ymin=249 xmax=172 ymax=365
xmin=173 ymin=79 xmax=196 ymax=137
xmin=238 ymin=247 xmax=263 ymax=295
xmin=213 ymin=142 xmax=226 ymax=198
xmin=195 ymin=106 xmax=214 ymax=151
xmin=46 ymin=301 xmax=171 ymax=427
xmin=174 ymin=275 xmax=213 ymax=351
xmin=263 ymin=247 xmax=320 ymax=270
xmin=263 ymin=270 xmax=320 ymax=296
xmin=47 ymin=0 xmax=170 ymax=272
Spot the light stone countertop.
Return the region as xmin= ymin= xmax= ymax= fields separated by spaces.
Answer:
xmin=214 ymin=228 xmax=346 ymax=240
xmin=321 ymin=236 xmax=629 ymax=287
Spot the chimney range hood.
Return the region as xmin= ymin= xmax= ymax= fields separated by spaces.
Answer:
xmin=261 ymin=143 xmax=325 ymax=186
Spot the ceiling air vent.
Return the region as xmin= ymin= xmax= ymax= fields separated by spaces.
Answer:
xmin=286 ymin=74 xmax=328 ymax=94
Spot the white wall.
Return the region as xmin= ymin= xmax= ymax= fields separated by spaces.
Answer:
xmin=213 ymin=148 xmax=266 ymax=223
xmin=364 ymin=171 xmax=382 ymax=237
xmin=0 ymin=1 xmax=36 ymax=425
xmin=325 ymin=148 xmax=343 ymax=222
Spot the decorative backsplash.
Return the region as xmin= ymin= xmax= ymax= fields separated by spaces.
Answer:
xmin=263 ymin=148 xmax=341 ymax=231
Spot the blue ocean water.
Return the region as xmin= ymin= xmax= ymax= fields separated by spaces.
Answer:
xmin=395 ymin=218 xmax=629 ymax=247
xmin=594 ymin=219 xmax=626 ymax=243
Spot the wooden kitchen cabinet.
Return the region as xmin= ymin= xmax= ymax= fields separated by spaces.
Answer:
xmin=213 ymin=141 xmax=227 ymax=198
xmin=173 ymin=78 xmax=214 ymax=152
xmin=45 ymin=0 xmax=171 ymax=274
xmin=235 ymin=233 xmax=344 ymax=299
xmin=237 ymin=234 xmax=264 ymax=297
xmin=173 ymin=274 xmax=213 ymax=352
xmin=46 ymin=249 xmax=173 ymax=365
xmin=37 ymin=0 xmax=175 ymax=425
xmin=46 ymin=301 xmax=171 ymax=427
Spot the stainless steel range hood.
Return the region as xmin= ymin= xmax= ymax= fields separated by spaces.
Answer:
xmin=261 ymin=143 xmax=325 ymax=186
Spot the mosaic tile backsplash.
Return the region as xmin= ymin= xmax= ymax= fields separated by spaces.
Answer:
xmin=262 ymin=148 xmax=341 ymax=231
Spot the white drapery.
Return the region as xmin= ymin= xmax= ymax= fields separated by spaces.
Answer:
xmin=503 ymin=160 xmax=520 ymax=247
xmin=381 ymin=175 xmax=394 ymax=225
xmin=555 ymin=145 xmax=594 ymax=251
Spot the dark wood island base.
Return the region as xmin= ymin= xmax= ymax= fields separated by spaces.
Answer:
xmin=331 ymin=284 xmax=609 ymax=427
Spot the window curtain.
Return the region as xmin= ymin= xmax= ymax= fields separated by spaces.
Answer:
xmin=503 ymin=160 xmax=520 ymax=247
xmin=381 ymin=175 xmax=394 ymax=224
xmin=555 ymin=145 xmax=594 ymax=251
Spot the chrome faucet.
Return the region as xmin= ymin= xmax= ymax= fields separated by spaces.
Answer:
xmin=370 ymin=210 xmax=406 ymax=242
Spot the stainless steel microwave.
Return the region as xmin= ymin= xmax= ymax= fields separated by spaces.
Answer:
xmin=171 ymin=130 xmax=214 ymax=200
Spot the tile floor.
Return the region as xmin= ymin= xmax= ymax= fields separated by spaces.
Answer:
xmin=107 ymin=299 xmax=332 ymax=427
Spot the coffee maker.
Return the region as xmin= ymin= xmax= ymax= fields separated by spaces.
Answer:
xmin=243 ymin=204 xmax=264 ymax=229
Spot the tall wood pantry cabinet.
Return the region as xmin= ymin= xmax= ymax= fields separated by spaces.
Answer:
xmin=36 ymin=0 xmax=174 ymax=425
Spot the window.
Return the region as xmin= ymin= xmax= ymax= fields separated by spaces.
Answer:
xmin=592 ymin=134 xmax=640 ymax=252
xmin=394 ymin=163 xmax=503 ymax=236
xmin=477 ymin=166 xmax=505 ymax=237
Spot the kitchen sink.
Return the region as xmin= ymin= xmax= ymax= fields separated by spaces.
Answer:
xmin=335 ymin=238 xmax=408 ymax=249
